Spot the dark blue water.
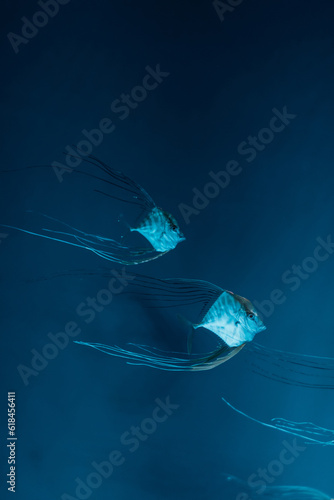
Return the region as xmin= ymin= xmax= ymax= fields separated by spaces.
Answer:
xmin=1 ymin=1 xmax=334 ymax=499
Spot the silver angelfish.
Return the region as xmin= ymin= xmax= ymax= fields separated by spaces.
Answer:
xmin=0 ymin=154 xmax=185 ymax=265
xmin=189 ymin=290 xmax=266 ymax=349
xmin=72 ymin=267 xmax=334 ymax=384
xmin=131 ymin=207 xmax=185 ymax=253
xmin=73 ymin=272 xmax=266 ymax=371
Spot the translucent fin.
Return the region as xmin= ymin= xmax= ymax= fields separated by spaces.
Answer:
xmin=2 ymin=153 xmax=157 ymax=214
xmin=176 ymin=314 xmax=195 ymax=354
xmin=118 ymin=274 xmax=225 ymax=316
xmin=221 ymin=397 xmax=334 ymax=446
xmin=0 ymin=212 xmax=166 ymax=265
xmin=272 ymin=418 xmax=334 ymax=444
xmin=41 ymin=270 xmax=226 ymax=311
xmin=74 ymin=340 xmax=243 ymax=372
xmin=246 ymin=343 xmax=334 ymax=389
xmin=1 ymin=155 xmax=175 ymax=264
xmin=78 ymin=152 xmax=157 ymax=212
xmin=196 ymin=287 xmax=225 ymax=323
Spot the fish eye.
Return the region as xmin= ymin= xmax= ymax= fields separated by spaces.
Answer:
xmin=247 ymin=312 xmax=255 ymax=320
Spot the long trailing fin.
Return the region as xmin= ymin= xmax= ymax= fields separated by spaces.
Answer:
xmin=74 ymin=340 xmax=241 ymax=372
xmin=246 ymin=342 xmax=334 ymax=389
xmin=0 ymin=213 xmax=165 ymax=265
xmin=177 ymin=314 xmax=195 ymax=354
xmin=28 ymin=269 xmax=225 ymax=309
xmin=221 ymin=396 xmax=334 ymax=446
xmin=1 ymin=153 xmax=157 ymax=213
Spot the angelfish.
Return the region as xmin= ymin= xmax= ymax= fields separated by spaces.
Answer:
xmin=32 ymin=265 xmax=334 ymax=385
xmin=187 ymin=290 xmax=266 ymax=352
xmin=131 ymin=207 xmax=185 ymax=253
xmin=72 ymin=273 xmax=266 ymax=371
xmin=0 ymin=154 xmax=185 ymax=265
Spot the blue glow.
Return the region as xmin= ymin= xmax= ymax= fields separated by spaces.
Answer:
xmin=221 ymin=397 xmax=334 ymax=446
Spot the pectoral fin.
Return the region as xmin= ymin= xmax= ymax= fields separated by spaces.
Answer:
xmin=177 ymin=314 xmax=196 ymax=354
xmin=187 ymin=328 xmax=195 ymax=355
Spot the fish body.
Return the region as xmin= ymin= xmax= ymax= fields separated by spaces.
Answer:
xmin=131 ymin=207 xmax=185 ymax=252
xmin=195 ymin=290 xmax=266 ymax=347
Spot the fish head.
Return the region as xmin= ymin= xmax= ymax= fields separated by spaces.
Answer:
xmin=156 ymin=210 xmax=185 ymax=251
xmin=135 ymin=208 xmax=185 ymax=252
xmin=232 ymin=294 xmax=266 ymax=343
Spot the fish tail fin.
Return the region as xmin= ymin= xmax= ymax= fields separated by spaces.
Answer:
xmin=196 ymin=342 xmax=245 ymax=369
xmin=177 ymin=314 xmax=196 ymax=354
xmin=117 ymin=214 xmax=133 ymax=233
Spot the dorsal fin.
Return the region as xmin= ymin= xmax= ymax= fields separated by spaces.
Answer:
xmin=197 ymin=289 xmax=225 ymax=323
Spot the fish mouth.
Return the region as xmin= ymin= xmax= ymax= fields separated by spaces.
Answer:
xmin=258 ymin=325 xmax=267 ymax=333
